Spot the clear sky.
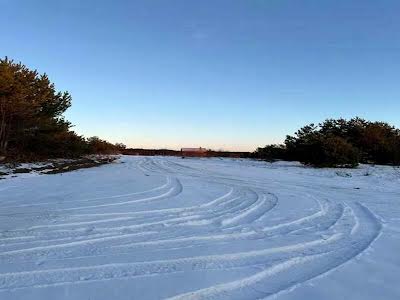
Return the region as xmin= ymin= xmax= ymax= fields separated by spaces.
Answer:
xmin=2 ymin=0 xmax=400 ymax=151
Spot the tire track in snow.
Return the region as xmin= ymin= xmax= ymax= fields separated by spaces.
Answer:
xmin=0 ymin=201 xmax=380 ymax=292
xmin=167 ymin=203 xmax=382 ymax=300
xmin=0 ymin=156 xmax=383 ymax=299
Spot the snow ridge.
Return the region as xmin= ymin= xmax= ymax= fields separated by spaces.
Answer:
xmin=0 ymin=156 xmax=387 ymax=300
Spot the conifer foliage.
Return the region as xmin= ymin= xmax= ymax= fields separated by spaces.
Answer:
xmin=0 ymin=57 xmax=122 ymax=160
xmin=255 ymin=118 xmax=400 ymax=167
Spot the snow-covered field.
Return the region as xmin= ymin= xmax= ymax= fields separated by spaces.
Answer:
xmin=0 ymin=156 xmax=399 ymax=300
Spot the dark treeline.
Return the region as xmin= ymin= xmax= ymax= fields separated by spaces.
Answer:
xmin=123 ymin=149 xmax=181 ymax=156
xmin=3 ymin=58 xmax=398 ymax=167
xmin=123 ymin=148 xmax=251 ymax=158
xmin=254 ymin=118 xmax=400 ymax=167
xmin=206 ymin=150 xmax=251 ymax=158
xmin=0 ymin=57 xmax=124 ymax=161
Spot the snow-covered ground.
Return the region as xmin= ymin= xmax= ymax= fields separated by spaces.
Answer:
xmin=0 ymin=156 xmax=399 ymax=299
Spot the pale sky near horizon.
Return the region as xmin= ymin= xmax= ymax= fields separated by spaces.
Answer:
xmin=2 ymin=0 xmax=400 ymax=151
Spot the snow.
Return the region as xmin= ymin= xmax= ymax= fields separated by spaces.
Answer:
xmin=0 ymin=156 xmax=399 ymax=299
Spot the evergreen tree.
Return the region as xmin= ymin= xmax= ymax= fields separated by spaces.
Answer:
xmin=0 ymin=57 xmax=124 ymax=160
xmin=256 ymin=117 xmax=400 ymax=167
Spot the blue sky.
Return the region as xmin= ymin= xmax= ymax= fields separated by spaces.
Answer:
xmin=2 ymin=0 xmax=400 ymax=151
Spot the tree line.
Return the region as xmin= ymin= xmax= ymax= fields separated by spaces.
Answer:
xmin=254 ymin=118 xmax=400 ymax=167
xmin=3 ymin=58 xmax=398 ymax=167
xmin=0 ymin=57 xmax=125 ymax=161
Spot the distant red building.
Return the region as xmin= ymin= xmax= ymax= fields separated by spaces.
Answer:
xmin=180 ymin=147 xmax=208 ymax=157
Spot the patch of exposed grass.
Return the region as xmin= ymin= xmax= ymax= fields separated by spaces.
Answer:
xmin=0 ymin=156 xmax=118 ymax=177
xmin=13 ymin=168 xmax=32 ymax=174
xmin=42 ymin=157 xmax=117 ymax=175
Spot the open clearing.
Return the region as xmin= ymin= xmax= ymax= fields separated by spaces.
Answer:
xmin=0 ymin=156 xmax=399 ymax=299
